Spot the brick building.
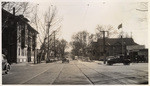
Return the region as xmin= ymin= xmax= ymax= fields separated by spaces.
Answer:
xmin=2 ymin=8 xmax=38 ymax=63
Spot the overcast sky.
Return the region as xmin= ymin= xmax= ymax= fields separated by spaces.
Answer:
xmin=30 ymin=0 xmax=148 ymax=48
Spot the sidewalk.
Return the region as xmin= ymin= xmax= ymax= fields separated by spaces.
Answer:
xmin=11 ymin=61 xmax=46 ymax=66
xmin=93 ymin=60 xmax=148 ymax=66
xmin=11 ymin=62 xmax=28 ymax=66
xmin=10 ymin=60 xmax=59 ymax=66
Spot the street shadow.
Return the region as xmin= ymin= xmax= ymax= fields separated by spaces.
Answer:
xmin=106 ymin=64 xmax=130 ymax=66
xmin=139 ymin=81 xmax=148 ymax=84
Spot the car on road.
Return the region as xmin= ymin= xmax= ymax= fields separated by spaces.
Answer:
xmin=107 ymin=55 xmax=130 ymax=65
xmin=62 ymin=58 xmax=69 ymax=63
xmin=74 ymin=56 xmax=78 ymax=60
xmin=2 ymin=54 xmax=10 ymax=74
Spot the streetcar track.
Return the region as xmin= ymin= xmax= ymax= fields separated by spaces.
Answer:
xmin=20 ymin=63 xmax=61 ymax=84
xmin=6 ymin=61 xmax=148 ymax=84
xmin=73 ymin=62 xmax=95 ymax=85
xmin=133 ymin=69 xmax=148 ymax=73
xmin=51 ymin=63 xmax=65 ymax=84
xmin=78 ymin=62 xmax=125 ymax=84
xmin=79 ymin=62 xmax=148 ymax=84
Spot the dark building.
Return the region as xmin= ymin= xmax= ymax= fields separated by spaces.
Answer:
xmin=91 ymin=37 xmax=138 ymax=60
xmin=2 ymin=8 xmax=38 ymax=63
xmin=127 ymin=45 xmax=148 ymax=62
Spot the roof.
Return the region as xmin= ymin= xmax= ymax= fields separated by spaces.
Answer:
xmin=2 ymin=8 xmax=38 ymax=34
xmin=2 ymin=8 xmax=12 ymax=16
xmin=2 ymin=9 xmax=29 ymax=21
xmin=97 ymin=38 xmax=138 ymax=46
xmin=139 ymin=49 xmax=148 ymax=51
xmin=27 ymin=24 xmax=39 ymax=34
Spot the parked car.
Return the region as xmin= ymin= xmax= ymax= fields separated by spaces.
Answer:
xmin=62 ymin=58 xmax=69 ymax=63
xmin=46 ymin=59 xmax=56 ymax=63
xmin=2 ymin=54 xmax=10 ymax=74
xmin=106 ymin=56 xmax=115 ymax=61
xmin=74 ymin=56 xmax=78 ymax=60
xmin=107 ymin=55 xmax=130 ymax=65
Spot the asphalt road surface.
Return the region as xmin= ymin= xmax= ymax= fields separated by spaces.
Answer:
xmin=2 ymin=60 xmax=148 ymax=85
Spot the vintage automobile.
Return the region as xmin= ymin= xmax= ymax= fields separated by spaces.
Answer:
xmin=62 ymin=58 xmax=69 ymax=63
xmin=107 ymin=55 xmax=130 ymax=65
xmin=46 ymin=59 xmax=56 ymax=63
xmin=2 ymin=54 xmax=10 ymax=74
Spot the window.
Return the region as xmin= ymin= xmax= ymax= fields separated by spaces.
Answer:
xmin=24 ymin=50 xmax=26 ymax=56
xmin=18 ymin=48 xmax=20 ymax=56
xmin=22 ymin=49 xmax=24 ymax=56
xmin=18 ymin=33 xmax=20 ymax=43
xmin=21 ymin=24 xmax=25 ymax=49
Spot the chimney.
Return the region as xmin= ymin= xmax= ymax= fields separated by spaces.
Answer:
xmin=13 ymin=7 xmax=15 ymax=16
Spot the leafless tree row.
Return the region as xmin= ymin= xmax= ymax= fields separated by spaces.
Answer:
xmin=2 ymin=2 xmax=67 ymax=62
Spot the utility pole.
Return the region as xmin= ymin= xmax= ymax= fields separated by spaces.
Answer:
xmin=47 ymin=22 xmax=50 ymax=61
xmin=34 ymin=48 xmax=36 ymax=64
xmin=121 ymin=35 xmax=123 ymax=55
xmin=34 ymin=33 xmax=36 ymax=64
xmin=120 ymin=30 xmax=124 ymax=56
xmin=54 ymin=31 xmax=56 ymax=57
xmin=100 ymin=31 xmax=108 ymax=64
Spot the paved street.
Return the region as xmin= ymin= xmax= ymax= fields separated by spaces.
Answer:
xmin=2 ymin=60 xmax=148 ymax=85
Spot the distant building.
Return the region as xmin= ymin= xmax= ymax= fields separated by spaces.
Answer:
xmin=127 ymin=45 xmax=148 ymax=62
xmin=91 ymin=37 xmax=138 ymax=60
xmin=2 ymin=8 xmax=38 ymax=63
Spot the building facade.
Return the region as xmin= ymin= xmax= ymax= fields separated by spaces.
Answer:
xmin=127 ymin=45 xmax=148 ymax=62
xmin=91 ymin=37 xmax=138 ymax=60
xmin=2 ymin=8 xmax=38 ymax=63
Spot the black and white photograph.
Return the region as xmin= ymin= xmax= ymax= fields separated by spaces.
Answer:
xmin=1 ymin=0 xmax=149 ymax=85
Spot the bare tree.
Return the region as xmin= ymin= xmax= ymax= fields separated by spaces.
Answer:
xmin=96 ymin=25 xmax=119 ymax=38
xmin=30 ymin=5 xmax=62 ymax=63
xmin=71 ymin=31 xmax=90 ymax=57
xmin=56 ymin=39 xmax=68 ymax=58
xmin=2 ymin=2 xmax=35 ymax=32
xmin=2 ymin=2 xmax=33 ymax=17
